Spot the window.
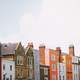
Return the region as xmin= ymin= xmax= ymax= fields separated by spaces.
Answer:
xmin=67 ymin=61 xmax=71 ymax=64
xmin=3 ymin=74 xmax=5 ymax=80
xmin=27 ymin=57 xmax=33 ymax=66
xmin=74 ymin=74 xmax=75 ymax=80
xmin=20 ymin=56 xmax=23 ymax=65
xmin=52 ymin=64 xmax=56 ymax=71
xmin=63 ymin=76 xmax=64 ymax=80
xmin=59 ymin=75 xmax=61 ymax=80
xmin=18 ymin=68 xmax=23 ymax=78
xmin=21 ymin=69 xmax=23 ymax=78
xmin=6 ymin=78 xmax=9 ymax=80
xmin=44 ymin=77 xmax=48 ymax=80
xmin=51 ymin=55 xmax=55 ymax=61
xmin=17 ymin=56 xmax=19 ymax=64
xmin=44 ymin=68 xmax=48 ymax=75
xmin=27 ymin=57 xmax=29 ymax=65
xmin=76 ymin=74 xmax=77 ymax=80
xmin=10 ymin=65 xmax=12 ymax=71
xmin=29 ymin=69 xmax=33 ymax=79
xmin=3 ymin=64 xmax=5 ymax=70
xmin=62 ymin=57 xmax=64 ymax=62
xmin=28 ymin=70 xmax=29 ymax=77
xmin=10 ymin=75 xmax=12 ymax=80
xmin=76 ymin=65 xmax=78 ymax=71
xmin=52 ymin=75 xmax=56 ymax=80
xmin=17 ymin=56 xmax=23 ymax=65
xmin=29 ymin=57 xmax=32 ymax=65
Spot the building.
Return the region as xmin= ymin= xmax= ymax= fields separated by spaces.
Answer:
xmin=1 ymin=42 xmax=27 ymax=80
xmin=2 ymin=59 xmax=15 ymax=80
xmin=64 ymin=45 xmax=75 ymax=80
xmin=78 ymin=57 xmax=80 ymax=80
xmin=1 ymin=42 xmax=80 ymax=80
xmin=39 ymin=45 xmax=50 ymax=80
xmin=49 ymin=47 xmax=66 ymax=80
xmin=0 ymin=42 xmax=39 ymax=80
xmin=1 ymin=43 xmax=17 ymax=80
xmin=66 ymin=55 xmax=72 ymax=80
xmin=40 ymin=65 xmax=49 ymax=80
xmin=72 ymin=56 xmax=79 ymax=80
xmin=14 ymin=42 xmax=27 ymax=80
xmin=25 ymin=42 xmax=35 ymax=80
xmin=0 ymin=56 xmax=1 ymax=80
xmin=33 ymin=49 xmax=40 ymax=80
xmin=58 ymin=63 xmax=66 ymax=80
xmin=49 ymin=48 xmax=59 ymax=80
xmin=0 ymin=43 xmax=2 ymax=80
xmin=39 ymin=44 xmax=45 ymax=65
xmin=58 ymin=54 xmax=67 ymax=80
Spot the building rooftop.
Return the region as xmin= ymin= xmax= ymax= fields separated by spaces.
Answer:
xmin=1 ymin=43 xmax=18 ymax=55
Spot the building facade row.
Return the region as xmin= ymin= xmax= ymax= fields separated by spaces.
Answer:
xmin=0 ymin=42 xmax=80 ymax=80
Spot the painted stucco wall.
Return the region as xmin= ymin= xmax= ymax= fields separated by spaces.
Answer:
xmin=33 ymin=50 xmax=40 ymax=80
xmin=58 ymin=63 xmax=66 ymax=80
xmin=2 ymin=59 xmax=15 ymax=80
xmin=72 ymin=65 xmax=79 ymax=80
xmin=72 ymin=56 xmax=79 ymax=80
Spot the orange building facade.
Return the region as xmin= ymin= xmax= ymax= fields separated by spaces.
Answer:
xmin=66 ymin=55 xmax=73 ymax=80
xmin=66 ymin=45 xmax=75 ymax=80
xmin=39 ymin=45 xmax=50 ymax=80
xmin=49 ymin=49 xmax=59 ymax=80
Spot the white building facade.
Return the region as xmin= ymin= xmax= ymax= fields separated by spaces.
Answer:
xmin=58 ymin=63 xmax=66 ymax=80
xmin=34 ymin=50 xmax=40 ymax=80
xmin=72 ymin=56 xmax=79 ymax=80
xmin=2 ymin=59 xmax=15 ymax=80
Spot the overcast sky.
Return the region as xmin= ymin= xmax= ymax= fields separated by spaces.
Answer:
xmin=0 ymin=0 xmax=80 ymax=56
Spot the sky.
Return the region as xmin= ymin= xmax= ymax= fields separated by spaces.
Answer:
xmin=0 ymin=0 xmax=80 ymax=56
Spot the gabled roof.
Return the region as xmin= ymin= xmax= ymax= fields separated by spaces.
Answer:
xmin=25 ymin=46 xmax=30 ymax=55
xmin=1 ymin=43 xmax=18 ymax=55
xmin=25 ymin=43 xmax=33 ymax=55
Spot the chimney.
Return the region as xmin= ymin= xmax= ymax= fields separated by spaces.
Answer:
xmin=39 ymin=44 xmax=45 ymax=65
xmin=69 ymin=44 xmax=74 ymax=56
xmin=56 ymin=47 xmax=61 ymax=54
xmin=56 ymin=47 xmax=62 ymax=62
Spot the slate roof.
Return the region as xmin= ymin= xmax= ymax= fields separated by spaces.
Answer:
xmin=1 ymin=43 xmax=18 ymax=55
